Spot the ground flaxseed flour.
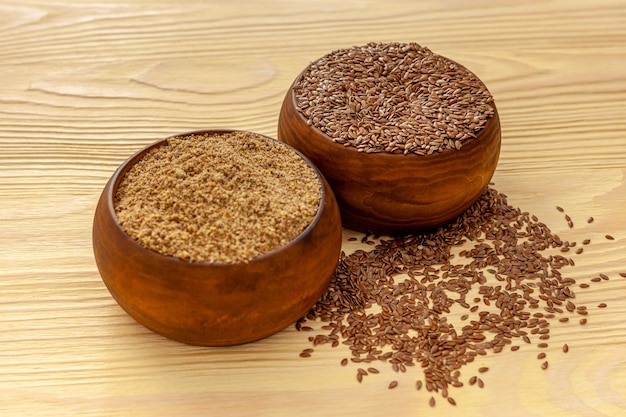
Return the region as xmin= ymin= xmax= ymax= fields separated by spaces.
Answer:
xmin=114 ymin=131 xmax=321 ymax=263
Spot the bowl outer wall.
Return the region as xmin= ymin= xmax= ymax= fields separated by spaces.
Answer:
xmin=92 ymin=131 xmax=343 ymax=346
xmin=277 ymin=79 xmax=501 ymax=234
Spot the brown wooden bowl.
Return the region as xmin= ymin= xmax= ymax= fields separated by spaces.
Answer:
xmin=278 ymin=61 xmax=501 ymax=235
xmin=92 ymin=129 xmax=342 ymax=346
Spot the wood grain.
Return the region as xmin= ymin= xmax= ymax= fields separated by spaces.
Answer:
xmin=1 ymin=0 xmax=625 ymax=416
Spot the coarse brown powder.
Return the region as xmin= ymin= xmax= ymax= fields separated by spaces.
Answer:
xmin=114 ymin=131 xmax=321 ymax=263
xmin=294 ymin=42 xmax=494 ymax=155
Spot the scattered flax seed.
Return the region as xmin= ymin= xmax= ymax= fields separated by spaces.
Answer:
xmin=576 ymin=248 xmax=584 ymax=255
xmin=416 ymin=380 xmax=423 ymax=391
xmin=299 ymin=348 xmax=314 ymax=358
xmin=541 ymin=361 xmax=549 ymax=370
xmin=114 ymin=131 xmax=320 ymax=263
xmin=605 ymin=235 xmax=615 ymax=240
xmin=478 ymin=367 xmax=489 ymax=373
xmin=429 ymin=397 xmax=436 ymax=407
xmin=367 ymin=367 xmax=380 ymax=374
xmin=587 ymin=217 xmax=594 ymax=223
xmin=556 ymin=206 xmax=564 ymax=212
xmin=389 ymin=381 xmax=399 ymax=389
xmin=537 ymin=352 xmax=546 ymax=360
xmin=563 ymin=344 xmax=569 ymax=353
xmin=294 ymin=42 xmax=494 ymax=155
xmin=598 ymin=303 xmax=607 ymax=308
xmin=341 ymin=358 xmax=349 ymax=366
xmin=448 ymin=397 xmax=457 ymax=406
xmin=620 ymin=272 xmax=626 ymax=278
xmin=295 ymin=186 xmax=618 ymax=406
xmin=582 ymin=239 xmax=591 ymax=245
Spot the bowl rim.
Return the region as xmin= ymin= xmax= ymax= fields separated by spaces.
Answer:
xmin=287 ymin=50 xmax=498 ymax=160
xmin=104 ymin=128 xmax=330 ymax=267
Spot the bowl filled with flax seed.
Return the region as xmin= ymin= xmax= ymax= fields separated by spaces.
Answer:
xmin=92 ymin=129 xmax=342 ymax=346
xmin=278 ymin=42 xmax=501 ymax=234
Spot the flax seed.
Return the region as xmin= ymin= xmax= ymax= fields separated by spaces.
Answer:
xmin=294 ymin=42 xmax=494 ymax=154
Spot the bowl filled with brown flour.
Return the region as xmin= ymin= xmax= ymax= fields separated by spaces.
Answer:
xmin=278 ymin=42 xmax=501 ymax=234
xmin=92 ymin=129 xmax=342 ymax=346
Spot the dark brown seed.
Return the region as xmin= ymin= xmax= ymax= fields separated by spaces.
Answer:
xmin=538 ymin=343 xmax=548 ymax=348
xmin=341 ymin=358 xmax=348 ymax=366
xmin=598 ymin=303 xmax=607 ymax=308
xmin=429 ymin=397 xmax=436 ymax=407
xmin=556 ymin=206 xmax=564 ymax=212
xmin=389 ymin=380 xmax=398 ymax=389
xmin=563 ymin=344 xmax=569 ymax=353
xmin=541 ymin=361 xmax=549 ymax=370
xmin=537 ymin=352 xmax=546 ymax=360
xmin=620 ymin=272 xmax=626 ymax=278
xmin=510 ymin=345 xmax=520 ymax=351
xmin=580 ymin=318 xmax=588 ymax=325
xmin=416 ymin=380 xmax=422 ymax=390
xmin=477 ymin=378 xmax=485 ymax=388
xmin=448 ymin=397 xmax=457 ymax=406
xmin=478 ymin=367 xmax=489 ymax=373
xmin=367 ymin=367 xmax=380 ymax=374
xmin=583 ymin=239 xmax=591 ymax=245
xmin=606 ymin=235 xmax=615 ymax=240
xmin=587 ymin=217 xmax=594 ymax=223
xmin=469 ymin=376 xmax=477 ymax=385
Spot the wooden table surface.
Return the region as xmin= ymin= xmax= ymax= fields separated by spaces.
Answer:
xmin=1 ymin=1 xmax=625 ymax=416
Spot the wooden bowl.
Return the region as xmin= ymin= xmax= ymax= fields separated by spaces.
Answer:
xmin=92 ymin=129 xmax=342 ymax=346
xmin=278 ymin=58 xmax=501 ymax=235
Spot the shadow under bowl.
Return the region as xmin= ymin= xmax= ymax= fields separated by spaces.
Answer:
xmin=92 ymin=129 xmax=342 ymax=346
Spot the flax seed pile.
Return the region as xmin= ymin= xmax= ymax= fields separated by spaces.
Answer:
xmin=296 ymin=186 xmax=625 ymax=407
xmin=294 ymin=42 xmax=495 ymax=155
xmin=114 ymin=131 xmax=320 ymax=263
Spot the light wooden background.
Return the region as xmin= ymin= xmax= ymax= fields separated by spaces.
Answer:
xmin=1 ymin=1 xmax=625 ymax=416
